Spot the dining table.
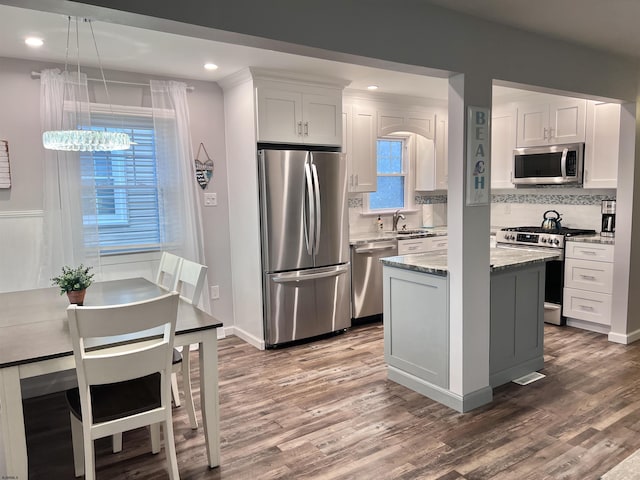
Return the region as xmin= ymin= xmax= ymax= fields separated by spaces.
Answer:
xmin=0 ymin=277 xmax=223 ymax=478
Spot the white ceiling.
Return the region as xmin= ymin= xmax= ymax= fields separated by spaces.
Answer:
xmin=0 ymin=4 xmax=449 ymax=99
xmin=425 ymin=0 xmax=640 ymax=61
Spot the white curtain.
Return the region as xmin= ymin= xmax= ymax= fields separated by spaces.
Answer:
xmin=151 ymin=80 xmax=210 ymax=312
xmin=38 ymin=69 xmax=100 ymax=287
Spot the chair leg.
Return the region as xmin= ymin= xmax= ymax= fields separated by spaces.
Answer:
xmin=70 ymin=413 xmax=85 ymax=477
xmin=82 ymin=423 xmax=96 ymax=480
xmin=182 ymin=345 xmax=198 ymax=429
xmin=163 ymin=416 xmax=180 ymax=480
xmin=171 ymin=371 xmax=181 ymax=407
xmin=150 ymin=423 xmax=161 ymax=454
xmin=112 ymin=432 xmax=123 ymax=453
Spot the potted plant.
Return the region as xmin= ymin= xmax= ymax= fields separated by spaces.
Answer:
xmin=51 ymin=264 xmax=95 ymax=305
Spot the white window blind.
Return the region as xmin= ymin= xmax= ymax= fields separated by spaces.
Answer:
xmin=81 ymin=112 xmax=161 ymax=254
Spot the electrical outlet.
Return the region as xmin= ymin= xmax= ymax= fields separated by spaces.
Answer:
xmin=204 ymin=193 xmax=217 ymax=207
xmin=210 ymin=285 xmax=220 ymax=299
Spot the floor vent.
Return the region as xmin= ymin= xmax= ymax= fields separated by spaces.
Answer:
xmin=512 ymin=372 xmax=546 ymax=386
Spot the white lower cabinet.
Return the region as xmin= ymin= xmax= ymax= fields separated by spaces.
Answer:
xmin=563 ymin=241 xmax=614 ymax=329
xmin=397 ymin=236 xmax=447 ymax=255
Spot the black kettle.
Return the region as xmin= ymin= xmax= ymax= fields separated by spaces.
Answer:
xmin=541 ymin=210 xmax=562 ymax=231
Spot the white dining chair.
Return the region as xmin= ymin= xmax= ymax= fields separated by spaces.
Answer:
xmin=155 ymin=251 xmax=182 ymax=291
xmin=65 ymin=292 xmax=181 ymax=480
xmin=172 ymin=258 xmax=208 ymax=430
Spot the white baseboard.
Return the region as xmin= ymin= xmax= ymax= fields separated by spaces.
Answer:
xmin=566 ymin=318 xmax=611 ymax=335
xmin=608 ymin=327 xmax=640 ymax=344
xmin=227 ymin=326 xmax=265 ymax=350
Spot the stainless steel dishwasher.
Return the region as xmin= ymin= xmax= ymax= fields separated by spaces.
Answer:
xmin=351 ymin=239 xmax=398 ymax=323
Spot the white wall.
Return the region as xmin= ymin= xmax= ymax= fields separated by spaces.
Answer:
xmin=0 ymin=57 xmax=234 ymax=330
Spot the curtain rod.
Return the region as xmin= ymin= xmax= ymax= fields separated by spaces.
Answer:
xmin=30 ymin=71 xmax=195 ymax=91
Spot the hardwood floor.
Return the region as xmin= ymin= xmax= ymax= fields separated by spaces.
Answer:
xmin=24 ymin=323 xmax=640 ymax=479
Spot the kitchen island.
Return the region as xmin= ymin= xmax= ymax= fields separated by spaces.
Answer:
xmin=381 ymin=247 xmax=560 ymax=412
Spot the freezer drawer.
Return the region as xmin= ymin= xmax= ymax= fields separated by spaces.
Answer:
xmin=264 ymin=264 xmax=351 ymax=347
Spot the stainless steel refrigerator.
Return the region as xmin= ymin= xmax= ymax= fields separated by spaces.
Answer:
xmin=258 ymin=148 xmax=350 ymax=347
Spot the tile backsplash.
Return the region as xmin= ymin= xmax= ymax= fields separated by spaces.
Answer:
xmin=491 ymin=189 xmax=615 ymax=232
xmin=349 ymin=188 xmax=616 ymax=234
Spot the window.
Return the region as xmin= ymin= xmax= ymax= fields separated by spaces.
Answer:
xmin=368 ymin=136 xmax=408 ymax=211
xmin=81 ymin=112 xmax=161 ymax=254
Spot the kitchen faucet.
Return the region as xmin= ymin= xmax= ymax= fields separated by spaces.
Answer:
xmin=392 ymin=210 xmax=406 ymax=231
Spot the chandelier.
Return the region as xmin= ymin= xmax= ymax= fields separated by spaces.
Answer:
xmin=42 ymin=17 xmax=130 ymax=152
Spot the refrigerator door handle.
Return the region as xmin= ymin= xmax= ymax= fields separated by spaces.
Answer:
xmin=271 ymin=264 xmax=349 ymax=284
xmin=311 ymin=161 xmax=322 ymax=255
xmin=304 ymin=161 xmax=315 ymax=255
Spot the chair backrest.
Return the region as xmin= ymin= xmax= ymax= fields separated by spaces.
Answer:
xmin=176 ymin=259 xmax=208 ymax=305
xmin=67 ymin=292 xmax=180 ymax=421
xmin=155 ymin=252 xmax=182 ymax=291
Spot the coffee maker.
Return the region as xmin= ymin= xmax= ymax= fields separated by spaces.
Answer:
xmin=601 ymin=200 xmax=616 ymax=237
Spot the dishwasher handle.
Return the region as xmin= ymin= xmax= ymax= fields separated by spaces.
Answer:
xmin=354 ymin=244 xmax=397 ymax=254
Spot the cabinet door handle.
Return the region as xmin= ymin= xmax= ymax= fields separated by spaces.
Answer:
xmin=580 ymin=274 xmax=597 ymax=281
xmin=297 ymin=121 xmax=303 ymax=135
xmin=304 ymin=122 xmax=309 ymax=136
xmin=580 ymin=250 xmax=597 ymax=255
xmin=543 ymin=127 xmax=548 ymax=140
xmin=579 ymin=305 xmax=595 ymax=311
xmin=355 ymin=174 xmax=359 ymax=186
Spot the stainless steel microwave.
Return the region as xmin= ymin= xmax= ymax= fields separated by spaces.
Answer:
xmin=512 ymin=143 xmax=584 ymax=185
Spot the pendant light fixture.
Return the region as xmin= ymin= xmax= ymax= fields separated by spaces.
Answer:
xmin=42 ymin=16 xmax=130 ymax=152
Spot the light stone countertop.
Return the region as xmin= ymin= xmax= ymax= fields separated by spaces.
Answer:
xmin=566 ymin=235 xmax=615 ymax=246
xmin=350 ymin=227 xmax=447 ymax=245
xmin=380 ymin=247 xmax=561 ymax=276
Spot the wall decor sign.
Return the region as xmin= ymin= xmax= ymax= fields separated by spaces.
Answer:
xmin=194 ymin=142 xmax=214 ymax=190
xmin=466 ymin=106 xmax=490 ymax=206
xmin=0 ymin=140 xmax=10 ymax=189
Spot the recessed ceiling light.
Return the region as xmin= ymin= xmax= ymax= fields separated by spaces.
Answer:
xmin=367 ymin=85 xmax=379 ymax=90
xmin=25 ymin=37 xmax=44 ymax=48
xmin=204 ymin=63 xmax=218 ymax=71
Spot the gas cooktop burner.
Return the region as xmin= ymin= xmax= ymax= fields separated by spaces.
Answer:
xmin=501 ymin=226 xmax=596 ymax=237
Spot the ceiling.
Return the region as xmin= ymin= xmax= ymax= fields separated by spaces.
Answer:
xmin=0 ymin=3 xmax=449 ymax=99
xmin=1 ymin=2 xmax=637 ymax=102
xmin=425 ymin=0 xmax=640 ymax=61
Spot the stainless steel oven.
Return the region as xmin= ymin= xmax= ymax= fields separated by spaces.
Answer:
xmin=496 ymin=226 xmax=595 ymax=325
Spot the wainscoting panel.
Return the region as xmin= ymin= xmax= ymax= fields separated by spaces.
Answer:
xmin=0 ymin=211 xmax=43 ymax=293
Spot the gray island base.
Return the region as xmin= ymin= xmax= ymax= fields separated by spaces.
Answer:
xmin=381 ymin=247 xmax=560 ymax=412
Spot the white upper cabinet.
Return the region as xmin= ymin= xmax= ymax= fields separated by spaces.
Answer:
xmin=255 ymin=79 xmax=343 ymax=146
xmin=516 ymin=98 xmax=586 ymax=147
xmin=434 ymin=116 xmax=448 ymax=191
xmin=583 ymin=101 xmax=620 ymax=189
xmin=416 ymin=116 xmax=448 ymax=191
xmin=344 ymin=102 xmax=377 ymax=192
xmin=378 ymin=109 xmax=435 ymax=139
xmin=491 ymin=107 xmax=516 ymax=189
xmin=415 ymin=134 xmax=436 ymax=191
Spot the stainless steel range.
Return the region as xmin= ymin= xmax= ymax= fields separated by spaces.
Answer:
xmin=496 ymin=226 xmax=596 ymax=325
xmin=496 ymin=226 xmax=596 ymax=255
